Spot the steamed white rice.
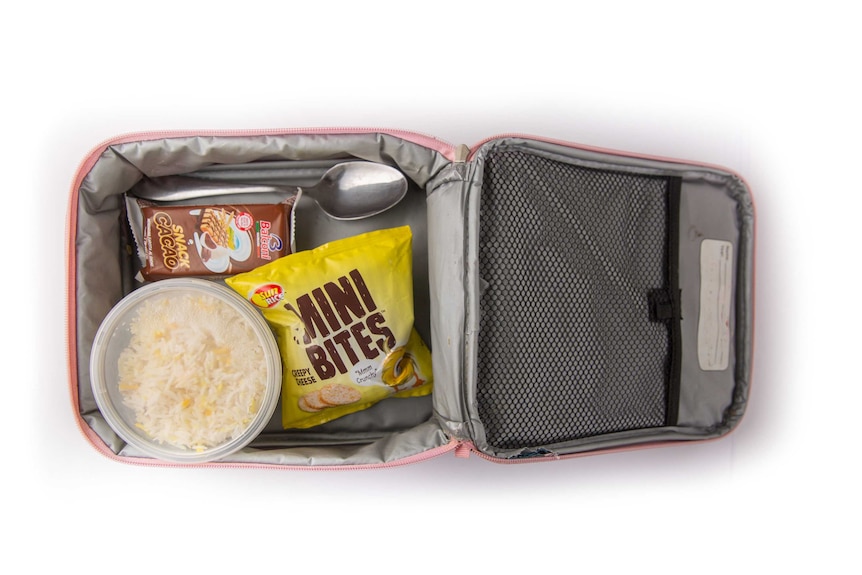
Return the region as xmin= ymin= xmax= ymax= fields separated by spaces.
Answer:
xmin=117 ymin=292 xmax=267 ymax=451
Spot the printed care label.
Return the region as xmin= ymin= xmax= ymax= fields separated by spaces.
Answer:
xmin=698 ymin=239 xmax=733 ymax=371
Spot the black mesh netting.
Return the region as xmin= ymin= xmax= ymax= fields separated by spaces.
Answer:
xmin=476 ymin=149 xmax=672 ymax=450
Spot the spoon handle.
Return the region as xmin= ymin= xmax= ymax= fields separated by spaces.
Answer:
xmin=132 ymin=175 xmax=295 ymax=203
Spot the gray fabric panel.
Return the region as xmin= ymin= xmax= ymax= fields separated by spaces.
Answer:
xmin=109 ymin=134 xmax=449 ymax=186
xmin=114 ymin=420 xmax=450 ymax=467
xmin=425 ymin=163 xmax=472 ymax=440
xmin=477 ymin=424 xmax=732 ymax=460
xmin=462 ymin=160 xmax=488 ymax=449
xmin=75 ymin=150 xmax=145 ymax=415
xmin=73 ymin=133 xmax=452 ymax=466
xmin=678 ymin=177 xmax=743 ymax=428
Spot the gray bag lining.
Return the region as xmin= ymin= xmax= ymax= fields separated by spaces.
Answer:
xmin=74 ymin=133 xmax=453 ymax=466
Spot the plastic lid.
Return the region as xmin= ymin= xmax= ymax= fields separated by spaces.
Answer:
xmin=89 ymin=279 xmax=281 ymax=463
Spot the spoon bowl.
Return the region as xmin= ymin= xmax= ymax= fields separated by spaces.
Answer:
xmin=307 ymin=162 xmax=408 ymax=220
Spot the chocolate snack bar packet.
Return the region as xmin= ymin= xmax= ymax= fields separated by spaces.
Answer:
xmin=134 ymin=197 xmax=296 ymax=280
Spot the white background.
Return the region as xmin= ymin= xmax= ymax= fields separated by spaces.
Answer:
xmin=4 ymin=1 xmax=859 ymax=572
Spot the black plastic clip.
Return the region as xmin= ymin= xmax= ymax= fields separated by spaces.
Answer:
xmin=648 ymin=288 xmax=681 ymax=322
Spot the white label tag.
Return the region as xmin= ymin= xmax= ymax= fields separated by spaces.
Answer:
xmin=697 ymin=239 xmax=733 ymax=371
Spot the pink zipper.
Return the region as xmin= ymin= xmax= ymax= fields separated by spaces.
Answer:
xmin=66 ymin=127 xmax=457 ymax=469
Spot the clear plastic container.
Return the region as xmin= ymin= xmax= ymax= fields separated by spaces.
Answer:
xmin=89 ymin=278 xmax=281 ymax=463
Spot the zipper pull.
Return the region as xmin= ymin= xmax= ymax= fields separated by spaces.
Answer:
xmin=454 ymin=144 xmax=471 ymax=163
xmin=454 ymin=442 xmax=472 ymax=459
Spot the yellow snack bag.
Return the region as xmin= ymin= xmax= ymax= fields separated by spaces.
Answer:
xmin=225 ymin=226 xmax=433 ymax=429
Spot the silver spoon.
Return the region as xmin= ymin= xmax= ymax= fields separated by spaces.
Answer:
xmin=132 ymin=161 xmax=408 ymax=221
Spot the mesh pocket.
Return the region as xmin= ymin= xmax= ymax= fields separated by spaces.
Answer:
xmin=476 ymin=149 xmax=676 ymax=450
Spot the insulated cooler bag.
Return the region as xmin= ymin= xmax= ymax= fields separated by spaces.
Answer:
xmin=66 ymin=129 xmax=755 ymax=467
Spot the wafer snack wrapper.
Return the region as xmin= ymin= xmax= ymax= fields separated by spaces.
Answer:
xmin=226 ymin=226 xmax=433 ymax=429
xmin=129 ymin=197 xmax=296 ymax=280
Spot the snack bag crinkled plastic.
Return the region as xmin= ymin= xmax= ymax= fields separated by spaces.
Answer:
xmin=226 ymin=226 xmax=433 ymax=429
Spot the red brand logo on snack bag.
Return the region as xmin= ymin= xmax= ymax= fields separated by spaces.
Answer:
xmin=258 ymin=220 xmax=273 ymax=259
xmin=234 ymin=212 xmax=254 ymax=231
xmin=250 ymin=283 xmax=284 ymax=308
